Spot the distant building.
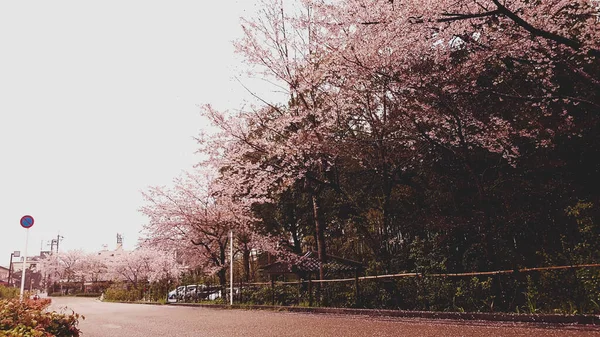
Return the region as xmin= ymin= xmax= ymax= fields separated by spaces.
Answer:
xmin=10 ymin=251 xmax=50 ymax=274
xmin=11 ymin=257 xmax=40 ymax=273
xmin=96 ymin=233 xmax=127 ymax=260
xmin=0 ymin=266 xmax=9 ymax=283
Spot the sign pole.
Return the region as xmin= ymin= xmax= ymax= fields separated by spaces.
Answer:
xmin=20 ymin=228 xmax=29 ymax=301
xmin=19 ymin=215 xmax=35 ymax=301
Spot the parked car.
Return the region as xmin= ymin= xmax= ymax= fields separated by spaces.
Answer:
xmin=167 ymin=284 xmax=231 ymax=303
xmin=167 ymin=286 xmax=186 ymax=303
xmin=184 ymin=285 xmax=199 ymax=301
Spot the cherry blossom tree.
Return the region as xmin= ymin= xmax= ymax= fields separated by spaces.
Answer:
xmin=81 ymin=253 xmax=108 ymax=284
xmin=39 ymin=250 xmax=88 ymax=293
xmin=106 ymin=248 xmax=178 ymax=287
xmin=194 ymin=0 xmax=599 ymax=283
xmin=160 ymin=0 xmax=600 ymax=312
xmin=304 ymin=0 xmax=599 ymax=268
xmin=41 ymin=250 xmax=87 ymax=284
xmin=140 ymin=169 xmax=278 ymax=286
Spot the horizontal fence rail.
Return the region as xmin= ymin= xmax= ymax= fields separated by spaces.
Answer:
xmin=171 ymin=263 xmax=600 ymax=314
xmin=239 ymin=263 xmax=600 ymax=287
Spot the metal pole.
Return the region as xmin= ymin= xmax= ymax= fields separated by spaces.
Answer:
xmin=8 ymin=253 xmax=13 ymax=287
xmin=230 ymin=230 xmax=233 ymax=305
xmin=20 ymin=229 xmax=30 ymax=301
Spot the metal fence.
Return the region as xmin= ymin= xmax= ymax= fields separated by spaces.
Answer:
xmin=215 ymin=263 xmax=600 ymax=314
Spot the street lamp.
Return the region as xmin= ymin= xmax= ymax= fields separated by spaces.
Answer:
xmin=8 ymin=251 xmax=20 ymax=287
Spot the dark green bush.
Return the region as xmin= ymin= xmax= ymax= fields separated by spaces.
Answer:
xmin=239 ymin=284 xmax=301 ymax=306
xmin=233 ymin=270 xmax=600 ymax=314
xmin=0 ymin=285 xmax=19 ymax=300
xmin=73 ymin=293 xmax=101 ymax=298
xmin=49 ymin=292 xmax=101 ymax=298
xmin=103 ymin=286 xmax=141 ymax=302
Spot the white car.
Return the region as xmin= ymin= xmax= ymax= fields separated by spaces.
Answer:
xmin=167 ymin=286 xmax=186 ymax=303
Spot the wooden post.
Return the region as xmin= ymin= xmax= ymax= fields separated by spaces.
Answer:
xmin=271 ymin=276 xmax=275 ymax=306
xmin=308 ymin=274 xmax=313 ymax=307
xmin=298 ymin=279 xmax=302 ymax=305
xmin=316 ymin=274 xmax=321 ymax=306
xmin=354 ymin=269 xmax=360 ymax=308
xmin=239 ymin=278 xmax=242 ymax=303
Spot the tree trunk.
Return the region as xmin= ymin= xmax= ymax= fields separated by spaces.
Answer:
xmin=243 ymin=245 xmax=251 ymax=283
xmin=218 ymin=245 xmax=227 ymax=294
xmin=312 ymin=193 xmax=327 ymax=280
xmin=217 ymin=269 xmax=227 ymax=290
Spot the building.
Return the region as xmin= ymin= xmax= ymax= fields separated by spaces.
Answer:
xmin=96 ymin=233 xmax=127 ymax=260
xmin=9 ymin=253 xmax=47 ymax=290
xmin=10 ymin=251 xmax=51 ymax=273
xmin=0 ymin=266 xmax=9 ymax=284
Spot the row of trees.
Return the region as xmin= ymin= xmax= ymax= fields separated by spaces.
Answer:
xmin=39 ymin=249 xmax=179 ymax=293
xmin=140 ymin=0 xmax=599 ymax=311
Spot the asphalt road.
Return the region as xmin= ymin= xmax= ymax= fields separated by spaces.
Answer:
xmin=49 ymin=297 xmax=599 ymax=337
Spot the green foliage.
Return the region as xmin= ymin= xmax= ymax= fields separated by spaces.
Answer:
xmin=49 ymin=293 xmax=101 ymax=298
xmin=0 ymin=286 xmax=19 ymax=300
xmin=103 ymin=285 xmax=142 ymax=302
xmin=227 ymin=206 xmax=599 ymax=314
xmin=144 ymin=279 xmax=174 ymax=302
xmin=212 ymin=297 xmax=227 ymax=305
xmin=236 ymin=284 xmax=306 ymax=306
xmin=232 ymin=269 xmax=600 ymax=314
xmin=565 ymin=201 xmax=600 ymax=264
xmin=244 ymin=286 xmax=273 ymax=305
xmin=523 ymin=275 xmax=539 ymax=314
xmin=524 ymin=201 xmax=600 ymax=314
xmin=0 ymin=298 xmax=83 ymax=337
xmin=354 ymin=276 xmax=494 ymax=312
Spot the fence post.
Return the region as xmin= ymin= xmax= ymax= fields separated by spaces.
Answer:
xmin=308 ymin=276 xmax=313 ymax=307
xmin=354 ymin=269 xmax=360 ymax=308
xmin=271 ymin=277 xmax=275 ymax=306
xmin=298 ymin=280 xmax=301 ymax=305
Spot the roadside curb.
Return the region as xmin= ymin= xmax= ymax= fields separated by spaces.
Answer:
xmin=100 ymin=300 xmax=165 ymax=306
xmin=170 ymin=303 xmax=600 ymax=326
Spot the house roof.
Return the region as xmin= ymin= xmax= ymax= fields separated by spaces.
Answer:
xmin=0 ymin=266 xmax=9 ymax=272
xmin=261 ymin=251 xmax=363 ymax=275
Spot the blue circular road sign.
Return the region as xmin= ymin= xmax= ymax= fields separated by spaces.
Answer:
xmin=20 ymin=215 xmax=34 ymax=228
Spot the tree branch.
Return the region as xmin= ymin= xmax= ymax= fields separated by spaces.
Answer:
xmin=491 ymin=0 xmax=583 ymax=51
xmin=438 ymin=10 xmax=501 ymax=22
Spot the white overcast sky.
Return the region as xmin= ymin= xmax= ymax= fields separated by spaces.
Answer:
xmin=0 ymin=1 xmax=280 ymax=265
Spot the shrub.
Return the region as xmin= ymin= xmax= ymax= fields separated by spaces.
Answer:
xmin=74 ymin=293 xmax=102 ymax=298
xmin=0 ymin=285 xmax=19 ymax=300
xmin=103 ymin=285 xmax=142 ymax=302
xmin=48 ymin=292 xmax=101 ymax=298
xmin=0 ymin=298 xmax=83 ymax=337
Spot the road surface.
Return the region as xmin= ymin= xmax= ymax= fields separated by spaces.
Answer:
xmin=49 ymin=297 xmax=599 ymax=337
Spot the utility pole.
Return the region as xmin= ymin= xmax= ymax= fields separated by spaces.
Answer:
xmin=8 ymin=251 xmax=19 ymax=287
xmin=56 ymin=234 xmax=64 ymax=253
xmin=48 ymin=235 xmax=64 ymax=254
xmin=8 ymin=253 xmax=13 ymax=287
